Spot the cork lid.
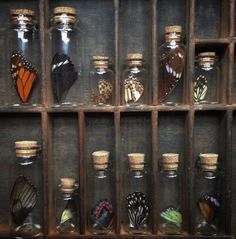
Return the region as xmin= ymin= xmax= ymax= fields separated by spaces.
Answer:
xmin=200 ymin=153 xmax=218 ymax=172
xmin=165 ymin=25 xmax=182 ymax=34
xmin=92 ymin=151 xmax=109 ymax=170
xmin=127 ymin=53 xmax=143 ymax=60
xmin=11 ymin=9 xmax=35 ymax=16
xmin=15 ymin=140 xmax=38 ymax=148
xmin=162 ymin=153 xmax=179 ymax=171
xmin=92 ymin=56 xmax=109 ymax=68
xmin=128 ymin=153 xmax=145 ymax=171
xmin=60 ymin=177 xmax=77 ymax=193
xmin=198 ymin=52 xmax=216 ymax=58
xmin=54 ymin=6 xmax=76 ymax=15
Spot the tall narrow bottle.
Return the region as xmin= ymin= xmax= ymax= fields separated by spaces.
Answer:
xmin=159 ymin=153 xmax=182 ymax=234
xmin=124 ymin=153 xmax=150 ymax=234
xmin=195 ymin=153 xmax=220 ymax=236
xmin=51 ymin=6 xmax=82 ymax=106
xmin=122 ymin=54 xmax=149 ymax=105
xmin=57 ymin=178 xmax=79 ymax=234
xmin=6 ymin=9 xmax=40 ymax=106
xmin=194 ymin=52 xmax=220 ymax=104
xmin=89 ymin=151 xmax=114 ymax=234
xmin=158 ymin=25 xmax=185 ymax=105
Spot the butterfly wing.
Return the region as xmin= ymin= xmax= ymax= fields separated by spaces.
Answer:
xmin=194 ymin=75 xmax=208 ymax=102
xmin=51 ymin=53 xmax=78 ymax=103
xmin=10 ymin=51 xmax=37 ymax=103
xmin=10 ymin=175 xmax=37 ymax=226
xmin=158 ymin=47 xmax=185 ymax=102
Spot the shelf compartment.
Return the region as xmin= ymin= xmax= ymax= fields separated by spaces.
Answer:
xmin=193 ymin=111 xmax=227 ymax=234
xmin=50 ymin=113 xmax=80 ymax=234
xmin=194 ymin=0 xmax=230 ymax=39
xmin=0 ymin=113 xmax=43 ymax=233
xmin=84 ymin=112 xmax=115 ymax=234
xmin=194 ymin=43 xmax=229 ymax=105
xmin=48 ymin=0 xmax=115 ymax=106
xmin=157 ymin=111 xmax=188 ymax=233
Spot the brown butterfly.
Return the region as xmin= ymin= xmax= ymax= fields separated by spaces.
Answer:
xmin=10 ymin=51 xmax=37 ymax=103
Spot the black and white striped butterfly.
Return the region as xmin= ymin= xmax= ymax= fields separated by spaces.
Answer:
xmin=51 ymin=53 xmax=77 ymax=103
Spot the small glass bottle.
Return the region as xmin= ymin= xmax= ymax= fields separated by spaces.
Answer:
xmin=51 ymin=6 xmax=82 ymax=106
xmin=194 ymin=52 xmax=220 ymax=104
xmin=89 ymin=151 xmax=114 ymax=234
xmin=89 ymin=56 xmax=114 ymax=106
xmin=6 ymin=9 xmax=40 ymax=106
xmin=158 ymin=25 xmax=185 ymax=105
xmin=159 ymin=153 xmax=182 ymax=234
xmin=195 ymin=153 xmax=220 ymax=236
xmin=122 ymin=54 xmax=149 ymax=105
xmin=57 ymin=178 xmax=79 ymax=234
xmin=124 ymin=153 xmax=150 ymax=234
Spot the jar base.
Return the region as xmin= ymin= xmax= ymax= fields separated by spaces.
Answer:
xmin=196 ymin=221 xmax=218 ymax=236
xmin=14 ymin=222 xmax=42 ymax=238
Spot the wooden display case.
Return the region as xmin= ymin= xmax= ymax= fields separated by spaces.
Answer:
xmin=0 ymin=0 xmax=235 ymax=238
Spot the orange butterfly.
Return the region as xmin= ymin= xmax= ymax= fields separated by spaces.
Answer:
xmin=10 ymin=51 xmax=37 ymax=103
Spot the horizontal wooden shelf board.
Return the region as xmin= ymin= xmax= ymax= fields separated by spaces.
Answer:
xmin=195 ymin=38 xmax=231 ymax=45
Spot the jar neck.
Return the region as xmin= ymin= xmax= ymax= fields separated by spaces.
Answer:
xmin=163 ymin=170 xmax=178 ymax=178
xmin=11 ymin=14 xmax=34 ymax=30
xmin=202 ymin=170 xmax=217 ymax=179
xmin=130 ymin=169 xmax=145 ymax=178
xmin=95 ymin=170 xmax=108 ymax=178
xmin=198 ymin=58 xmax=215 ymax=68
xmin=61 ymin=192 xmax=74 ymax=200
xmin=127 ymin=60 xmax=143 ymax=68
xmin=165 ymin=32 xmax=181 ymax=43
xmin=54 ymin=14 xmax=76 ymax=30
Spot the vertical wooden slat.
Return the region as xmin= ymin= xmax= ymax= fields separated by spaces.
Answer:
xmin=41 ymin=111 xmax=54 ymax=235
xmin=78 ymin=111 xmax=85 ymax=234
xmin=152 ymin=0 xmax=158 ymax=105
xmin=151 ymin=110 xmax=158 ymax=233
xmin=188 ymin=109 xmax=195 ymax=234
xmin=114 ymin=110 xmax=121 ymax=233
xmin=228 ymin=43 xmax=235 ymax=104
xmin=229 ymin=0 xmax=235 ymax=38
xmin=114 ymin=0 xmax=120 ymax=106
xmin=225 ymin=110 xmax=233 ymax=234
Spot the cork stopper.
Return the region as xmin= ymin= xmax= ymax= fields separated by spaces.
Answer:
xmin=53 ymin=6 xmax=77 ymax=25
xmin=11 ymin=9 xmax=35 ymax=16
xmin=165 ymin=25 xmax=182 ymax=34
xmin=15 ymin=140 xmax=39 ymax=158
xmin=200 ymin=153 xmax=218 ymax=172
xmin=92 ymin=56 xmax=109 ymax=68
xmin=162 ymin=153 xmax=179 ymax=171
xmin=10 ymin=9 xmax=35 ymax=27
xmin=198 ymin=52 xmax=216 ymax=66
xmin=92 ymin=151 xmax=109 ymax=170
xmin=127 ymin=53 xmax=143 ymax=67
xmin=128 ymin=153 xmax=145 ymax=171
xmin=60 ymin=177 xmax=76 ymax=193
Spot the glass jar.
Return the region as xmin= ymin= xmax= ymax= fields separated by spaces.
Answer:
xmin=50 ymin=6 xmax=82 ymax=106
xmin=6 ymin=9 xmax=40 ymax=106
xmin=15 ymin=140 xmax=40 ymax=166
xmin=122 ymin=54 xmax=149 ymax=105
xmin=88 ymin=151 xmax=114 ymax=234
xmin=57 ymin=178 xmax=79 ymax=234
xmin=123 ymin=153 xmax=150 ymax=234
xmin=159 ymin=153 xmax=182 ymax=234
xmin=194 ymin=153 xmax=220 ymax=236
xmin=10 ymin=141 xmax=42 ymax=238
xmin=194 ymin=52 xmax=220 ymax=104
xmin=89 ymin=56 xmax=114 ymax=106
xmin=158 ymin=25 xmax=185 ymax=105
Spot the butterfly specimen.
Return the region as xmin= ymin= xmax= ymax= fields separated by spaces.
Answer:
xmin=158 ymin=47 xmax=185 ymax=102
xmin=10 ymin=175 xmax=37 ymax=226
xmin=124 ymin=75 xmax=144 ymax=104
xmin=51 ymin=53 xmax=78 ymax=103
xmin=198 ymin=193 xmax=220 ymax=223
xmin=127 ymin=192 xmax=149 ymax=230
xmin=10 ymin=51 xmax=37 ymax=103
xmin=91 ymin=199 xmax=114 ymax=229
xmin=194 ymin=75 xmax=208 ymax=102
xmin=90 ymin=79 xmax=112 ymax=105
xmin=160 ymin=208 xmax=182 ymax=227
